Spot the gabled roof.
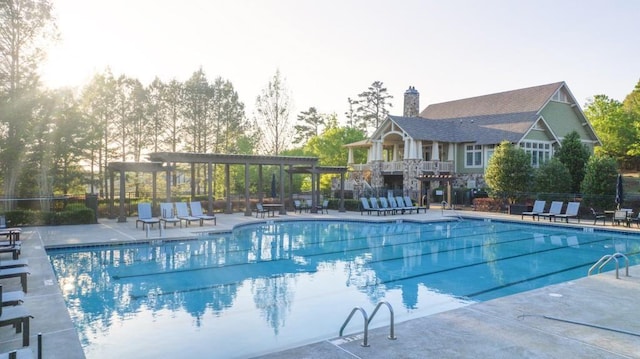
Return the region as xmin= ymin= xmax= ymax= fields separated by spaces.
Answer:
xmin=419 ymin=82 xmax=563 ymax=119
xmin=388 ymin=82 xmax=565 ymax=145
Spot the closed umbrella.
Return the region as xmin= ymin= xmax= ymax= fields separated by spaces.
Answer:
xmin=615 ymin=174 xmax=623 ymax=209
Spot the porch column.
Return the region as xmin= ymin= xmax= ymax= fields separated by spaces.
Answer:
xmin=432 ymin=141 xmax=440 ymax=161
xmin=393 ymin=144 xmax=399 ymax=161
xmin=348 ymin=148 xmax=354 ymax=165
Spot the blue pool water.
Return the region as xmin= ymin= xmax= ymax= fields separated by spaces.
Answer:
xmin=47 ymin=219 xmax=640 ymax=358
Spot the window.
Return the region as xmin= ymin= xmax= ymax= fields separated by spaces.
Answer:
xmin=465 ymin=144 xmax=482 ymax=168
xmin=485 ymin=144 xmax=495 ymax=167
xmin=551 ymin=89 xmax=569 ymax=103
xmin=519 ymin=141 xmax=552 ymax=167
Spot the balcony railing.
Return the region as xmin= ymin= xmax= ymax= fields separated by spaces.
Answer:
xmin=351 ymin=160 xmax=454 ymax=174
xmin=421 ymin=161 xmax=454 ymax=173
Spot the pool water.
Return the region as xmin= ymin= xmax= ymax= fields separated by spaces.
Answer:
xmin=47 ymin=219 xmax=640 ymax=358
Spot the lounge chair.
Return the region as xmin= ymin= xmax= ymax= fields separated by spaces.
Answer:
xmin=629 ymin=212 xmax=640 ymax=228
xmin=393 ymin=196 xmax=413 ymax=214
xmin=174 ymin=202 xmax=201 ymax=227
xmin=360 ymin=198 xmax=372 ymax=215
xmin=159 ymin=203 xmax=181 ymax=228
xmin=1 ymin=285 xmax=24 ymax=306
xmin=538 ymin=201 xmax=563 ymax=221
xmin=369 ymin=197 xmax=387 ymax=215
xmin=319 ymin=199 xmax=329 ymax=214
xmin=404 ymin=196 xmax=427 ymax=213
xmin=0 ymin=332 xmax=40 ymax=358
xmin=255 ymin=203 xmax=269 ymax=218
xmin=0 ymin=244 xmax=20 ymax=260
xmin=0 ymin=267 xmax=29 ymax=293
xmin=378 ymin=197 xmax=395 ymax=214
xmin=613 ymin=210 xmax=630 ymax=227
xmin=293 ymin=200 xmax=309 ymax=214
xmin=189 ymin=201 xmax=216 ymax=226
xmin=554 ymin=202 xmax=580 ymax=223
xmin=521 ymin=200 xmax=546 ymax=220
xmin=136 ymin=203 xmax=160 ymax=230
xmin=360 ymin=198 xmax=384 ymax=215
xmin=0 ymin=215 xmax=21 ymax=244
xmin=0 ymin=300 xmax=33 ymax=347
xmin=590 ymin=208 xmax=606 ymax=225
xmin=0 ymin=259 xmax=28 ymax=269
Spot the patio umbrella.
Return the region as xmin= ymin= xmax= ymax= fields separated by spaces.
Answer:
xmin=615 ymin=174 xmax=623 ymax=209
xmin=271 ymin=173 xmax=277 ymax=198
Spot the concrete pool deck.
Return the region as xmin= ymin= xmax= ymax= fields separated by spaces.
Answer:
xmin=0 ymin=208 xmax=639 ymax=358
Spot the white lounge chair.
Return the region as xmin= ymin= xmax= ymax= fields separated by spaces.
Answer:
xmin=538 ymin=201 xmax=563 ymax=221
xmin=555 ymin=202 xmax=580 ymax=223
xmin=175 ymin=202 xmax=200 ymax=227
xmin=521 ymin=200 xmax=546 ymax=220
xmin=369 ymin=197 xmax=388 ymax=216
xmin=136 ymin=203 xmax=160 ymax=230
xmin=378 ymin=197 xmax=395 ymax=214
xmin=189 ymin=202 xmax=216 ymax=226
xmin=0 ymin=267 xmax=29 ymax=293
xmin=1 ymin=285 xmax=24 ymax=306
xmin=404 ymin=196 xmax=427 ymax=213
xmin=0 ymin=299 xmax=33 ymax=346
xmin=159 ymin=203 xmax=181 ymax=228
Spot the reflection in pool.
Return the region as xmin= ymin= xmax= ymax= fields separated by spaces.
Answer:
xmin=47 ymin=219 xmax=640 ymax=358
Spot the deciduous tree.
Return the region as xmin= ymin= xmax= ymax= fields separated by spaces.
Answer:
xmin=254 ymin=70 xmax=293 ymax=155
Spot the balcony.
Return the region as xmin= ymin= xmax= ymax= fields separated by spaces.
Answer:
xmin=350 ymin=160 xmax=454 ymax=174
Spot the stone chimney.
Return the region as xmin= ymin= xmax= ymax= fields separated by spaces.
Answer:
xmin=403 ymin=86 xmax=420 ymax=117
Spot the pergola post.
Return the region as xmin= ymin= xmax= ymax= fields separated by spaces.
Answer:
xmin=224 ymin=164 xmax=232 ymax=214
xmin=339 ymin=172 xmax=346 ymax=212
xmin=279 ymin=164 xmax=286 ymax=215
xmin=118 ymin=169 xmax=126 ymax=222
xmin=244 ymin=163 xmax=252 ymax=216
xmin=165 ymin=168 xmax=171 ymax=201
xmin=310 ymin=166 xmax=317 ymax=213
xmin=108 ymin=170 xmax=115 ymax=219
xmin=190 ymin=163 xmax=196 ymax=200
xmin=258 ymin=165 xmax=264 ymax=204
xmin=207 ymin=162 xmax=214 ymax=214
xmin=152 ymin=172 xmax=157 ymax=210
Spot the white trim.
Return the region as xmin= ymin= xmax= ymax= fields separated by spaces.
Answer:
xmin=464 ymin=144 xmax=483 ymax=168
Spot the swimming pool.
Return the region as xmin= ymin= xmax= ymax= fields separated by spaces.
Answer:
xmin=47 ymin=219 xmax=640 ymax=358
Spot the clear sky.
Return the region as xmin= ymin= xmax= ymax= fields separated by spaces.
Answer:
xmin=41 ymin=0 xmax=640 ymax=123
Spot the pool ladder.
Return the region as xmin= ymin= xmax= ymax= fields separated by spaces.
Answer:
xmin=588 ymin=252 xmax=629 ymax=279
xmin=339 ymin=301 xmax=396 ymax=347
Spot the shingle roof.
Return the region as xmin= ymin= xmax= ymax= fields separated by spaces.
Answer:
xmin=419 ymin=82 xmax=563 ymax=119
xmin=390 ymin=82 xmax=564 ymax=144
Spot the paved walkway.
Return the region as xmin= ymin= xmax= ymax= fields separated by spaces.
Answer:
xmin=1 ymin=208 xmax=639 ymax=358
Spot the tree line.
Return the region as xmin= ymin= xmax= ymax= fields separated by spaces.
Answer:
xmin=0 ymin=0 xmax=387 ymax=201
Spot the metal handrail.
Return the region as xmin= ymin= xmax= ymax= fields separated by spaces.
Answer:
xmin=339 ymin=307 xmax=370 ymax=347
xmin=588 ymin=253 xmax=629 ymax=279
xmin=339 ymin=302 xmax=396 ymax=347
xmin=368 ymin=301 xmax=396 ymax=340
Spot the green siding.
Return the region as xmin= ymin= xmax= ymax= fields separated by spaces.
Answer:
xmin=523 ymin=129 xmax=551 ymax=141
xmin=540 ymin=101 xmax=590 ymax=139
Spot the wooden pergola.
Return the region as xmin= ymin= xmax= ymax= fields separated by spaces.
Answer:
xmin=107 ymin=161 xmax=173 ymax=222
xmin=108 ymin=153 xmax=349 ymax=221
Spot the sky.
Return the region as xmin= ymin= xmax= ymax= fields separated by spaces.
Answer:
xmin=40 ymin=0 xmax=640 ymax=123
